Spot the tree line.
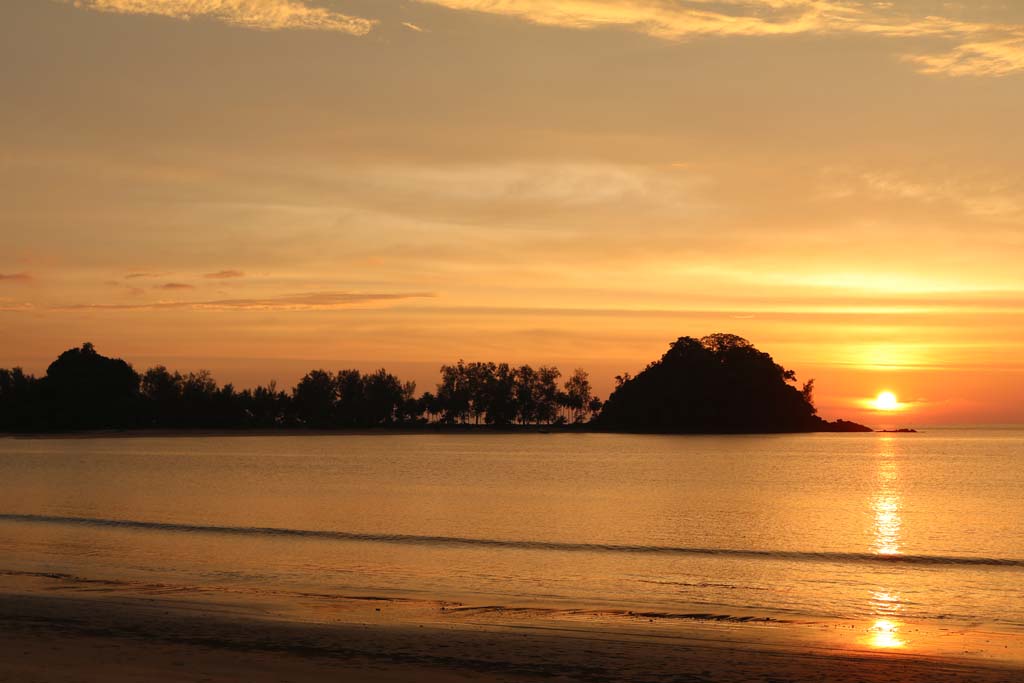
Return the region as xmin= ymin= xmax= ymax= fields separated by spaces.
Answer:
xmin=0 ymin=343 xmax=601 ymax=432
xmin=0 ymin=335 xmax=868 ymax=434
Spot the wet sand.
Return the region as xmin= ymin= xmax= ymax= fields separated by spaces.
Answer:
xmin=1 ymin=581 xmax=1022 ymax=683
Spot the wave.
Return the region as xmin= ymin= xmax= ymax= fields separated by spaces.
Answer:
xmin=2 ymin=513 xmax=1022 ymax=568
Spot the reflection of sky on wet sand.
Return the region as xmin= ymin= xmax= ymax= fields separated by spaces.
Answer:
xmin=864 ymin=438 xmax=907 ymax=649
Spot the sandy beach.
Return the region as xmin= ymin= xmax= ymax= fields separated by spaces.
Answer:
xmin=2 ymin=571 xmax=1022 ymax=683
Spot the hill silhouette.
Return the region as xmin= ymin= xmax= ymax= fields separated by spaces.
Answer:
xmin=0 ymin=336 xmax=870 ymax=433
xmin=596 ymin=334 xmax=869 ymax=433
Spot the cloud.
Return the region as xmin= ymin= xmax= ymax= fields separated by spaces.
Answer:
xmin=904 ymin=37 xmax=1024 ymax=77
xmin=393 ymin=290 xmax=1024 ymax=320
xmin=414 ymin=0 xmax=838 ymax=39
xmin=413 ymin=0 xmax=1024 ymax=76
xmin=64 ymin=0 xmax=376 ymax=34
xmin=204 ymin=269 xmax=246 ymax=279
xmin=155 ymin=282 xmax=196 ymax=290
xmin=0 ymin=297 xmax=34 ymax=312
xmin=125 ymin=272 xmax=165 ymax=279
xmin=819 ymin=168 xmax=1022 ymax=220
xmin=53 ymin=291 xmax=435 ymax=311
xmin=0 ymin=272 xmax=32 ymax=283
xmin=58 ymin=0 xmax=1024 ymax=76
xmin=341 ymin=161 xmax=705 ymax=218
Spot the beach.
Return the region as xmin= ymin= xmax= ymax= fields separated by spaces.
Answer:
xmin=2 ymin=573 xmax=1022 ymax=683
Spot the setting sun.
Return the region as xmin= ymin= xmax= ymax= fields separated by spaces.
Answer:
xmin=874 ymin=391 xmax=900 ymax=411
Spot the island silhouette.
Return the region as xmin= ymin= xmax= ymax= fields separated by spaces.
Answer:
xmin=0 ymin=335 xmax=870 ymax=433
xmin=596 ymin=334 xmax=868 ymax=433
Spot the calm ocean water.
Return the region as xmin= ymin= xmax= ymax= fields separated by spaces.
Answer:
xmin=2 ymin=430 xmax=1023 ymax=631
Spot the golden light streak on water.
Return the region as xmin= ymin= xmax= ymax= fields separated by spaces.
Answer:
xmin=871 ymin=439 xmax=902 ymax=556
xmin=863 ymin=437 xmax=908 ymax=649
xmin=870 ymin=590 xmax=903 ymax=618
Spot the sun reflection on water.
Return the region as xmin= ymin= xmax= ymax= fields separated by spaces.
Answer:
xmin=864 ymin=438 xmax=908 ymax=650
xmin=870 ymin=590 xmax=902 ymax=617
xmin=873 ymin=492 xmax=901 ymax=556
xmin=871 ymin=443 xmax=902 ymax=556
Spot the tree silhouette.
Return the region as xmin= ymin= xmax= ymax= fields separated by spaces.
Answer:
xmin=483 ymin=363 xmax=518 ymax=425
xmin=0 ymin=367 xmax=41 ymax=431
xmin=245 ymin=381 xmax=290 ymax=427
xmin=140 ymin=365 xmax=183 ymax=427
xmin=293 ymin=369 xmax=336 ymax=428
xmin=0 ymin=337 xmax=866 ymax=433
xmin=418 ymin=391 xmax=439 ymax=422
xmin=336 ymin=369 xmax=367 ymax=426
xmin=41 ymin=342 xmax=141 ymax=430
xmin=534 ymin=366 xmax=562 ymax=425
xmin=561 ymin=369 xmax=594 ymax=423
xmin=362 ymin=369 xmax=415 ymax=426
xmin=437 ymin=361 xmax=472 ymax=424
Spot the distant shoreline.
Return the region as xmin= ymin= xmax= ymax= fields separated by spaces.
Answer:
xmin=2 ymin=336 xmax=874 ymax=436
xmin=0 ymin=424 xmax=884 ymax=439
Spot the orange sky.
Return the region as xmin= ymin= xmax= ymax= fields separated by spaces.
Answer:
xmin=2 ymin=0 xmax=1024 ymax=426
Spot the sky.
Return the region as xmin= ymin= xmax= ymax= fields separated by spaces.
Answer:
xmin=2 ymin=0 xmax=1023 ymax=426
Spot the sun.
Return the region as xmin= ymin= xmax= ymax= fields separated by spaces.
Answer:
xmin=873 ymin=391 xmax=900 ymax=411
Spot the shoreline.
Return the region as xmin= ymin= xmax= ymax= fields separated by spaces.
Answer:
xmin=1 ymin=571 xmax=1022 ymax=682
xmin=0 ymin=425 xmax=584 ymax=439
xmin=1 ymin=585 xmax=1021 ymax=683
xmin=0 ymin=425 xmax=884 ymax=439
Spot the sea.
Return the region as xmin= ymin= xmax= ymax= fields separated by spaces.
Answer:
xmin=2 ymin=429 xmax=1023 ymax=646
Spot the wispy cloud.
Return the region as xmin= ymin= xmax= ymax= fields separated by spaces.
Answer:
xmin=53 ymin=291 xmax=435 ymax=311
xmin=413 ymin=0 xmax=1024 ymax=76
xmin=343 ymin=161 xmax=705 ymax=215
xmin=416 ymin=0 xmax=851 ymax=38
xmin=204 ymin=269 xmax=246 ymax=279
xmin=388 ymin=289 xmax=1024 ymax=320
xmin=103 ymin=281 xmax=146 ymax=296
xmin=55 ymin=0 xmax=1024 ymax=75
xmin=819 ymin=168 xmax=1022 ymax=220
xmin=904 ymin=37 xmax=1024 ymax=77
xmin=155 ymin=282 xmax=196 ymax=290
xmin=63 ymin=0 xmax=376 ymax=34
xmin=125 ymin=272 xmax=166 ymax=279
xmin=0 ymin=272 xmax=33 ymax=283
